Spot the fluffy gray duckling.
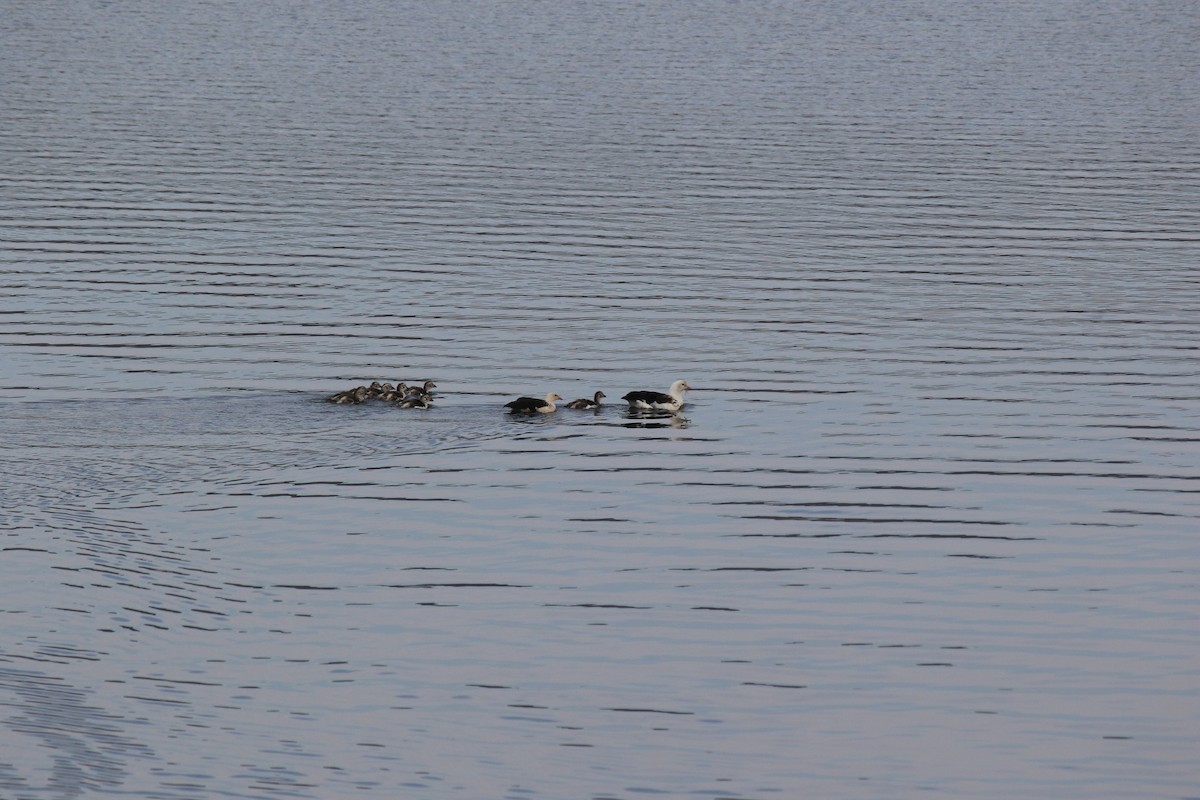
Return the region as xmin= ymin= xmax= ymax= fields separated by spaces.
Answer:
xmin=405 ymin=380 xmax=437 ymax=396
xmin=397 ymin=393 xmax=432 ymax=409
xmin=328 ymin=386 xmax=370 ymax=404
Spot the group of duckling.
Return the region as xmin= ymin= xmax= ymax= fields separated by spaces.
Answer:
xmin=327 ymin=378 xmax=692 ymax=415
xmin=327 ymin=380 xmax=437 ymax=409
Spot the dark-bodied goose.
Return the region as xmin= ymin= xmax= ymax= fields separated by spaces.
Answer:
xmin=505 ymin=393 xmax=563 ymax=414
xmin=621 ymin=380 xmax=690 ymax=412
xmin=565 ymin=390 xmax=606 ymax=410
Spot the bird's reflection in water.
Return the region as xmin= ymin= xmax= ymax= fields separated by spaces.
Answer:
xmin=622 ymin=410 xmax=690 ymax=429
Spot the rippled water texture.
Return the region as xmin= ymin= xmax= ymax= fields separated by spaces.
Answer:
xmin=2 ymin=1 xmax=1198 ymax=798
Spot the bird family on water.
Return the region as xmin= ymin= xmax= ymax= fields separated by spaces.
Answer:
xmin=507 ymin=380 xmax=689 ymax=414
xmin=327 ymin=379 xmax=691 ymax=414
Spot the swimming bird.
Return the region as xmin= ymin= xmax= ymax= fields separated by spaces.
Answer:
xmin=565 ymin=390 xmax=606 ymax=410
xmin=398 ymin=394 xmax=432 ymax=409
xmin=621 ymin=380 xmax=691 ymax=412
xmin=397 ymin=380 xmax=436 ymax=397
xmin=328 ymin=386 xmax=370 ymax=404
xmin=505 ymin=393 xmax=563 ymax=414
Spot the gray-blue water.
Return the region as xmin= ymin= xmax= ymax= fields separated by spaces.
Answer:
xmin=2 ymin=1 xmax=1198 ymax=798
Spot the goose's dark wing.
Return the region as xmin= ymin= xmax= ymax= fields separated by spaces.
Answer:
xmin=621 ymin=390 xmax=672 ymax=405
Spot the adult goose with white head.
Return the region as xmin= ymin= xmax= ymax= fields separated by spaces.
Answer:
xmin=621 ymin=380 xmax=691 ymax=412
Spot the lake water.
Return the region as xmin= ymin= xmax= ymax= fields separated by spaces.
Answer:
xmin=1 ymin=1 xmax=1198 ymax=798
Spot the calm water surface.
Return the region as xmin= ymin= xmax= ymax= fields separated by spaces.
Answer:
xmin=1 ymin=1 xmax=1198 ymax=798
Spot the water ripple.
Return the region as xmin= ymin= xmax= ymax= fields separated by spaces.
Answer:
xmin=2 ymin=0 xmax=1198 ymax=797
